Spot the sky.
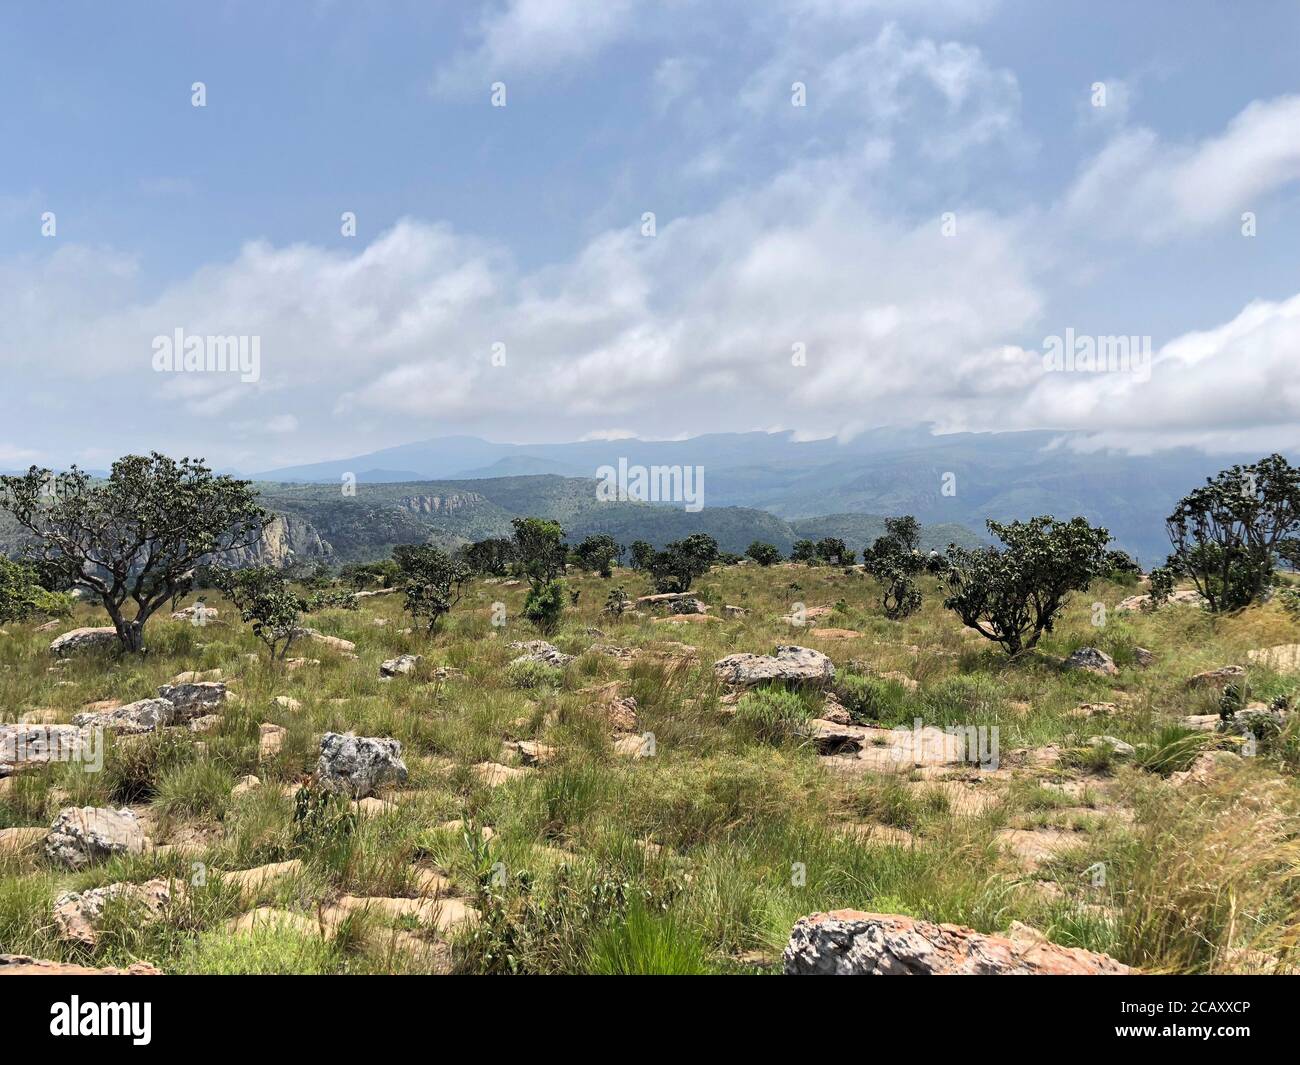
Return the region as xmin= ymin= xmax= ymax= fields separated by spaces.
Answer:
xmin=2 ymin=0 xmax=1300 ymax=472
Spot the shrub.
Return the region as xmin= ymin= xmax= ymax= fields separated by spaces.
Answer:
xmin=394 ymin=543 xmax=471 ymax=634
xmin=572 ymin=534 xmax=622 ymax=577
xmin=649 ymin=534 xmax=718 ymax=593
xmin=745 ymin=541 xmax=782 ymax=566
xmin=0 ymin=558 xmax=71 ymax=622
xmin=790 ymin=539 xmax=817 ymax=564
xmin=213 ymin=565 xmax=305 ymax=660
xmin=523 ymin=578 xmax=567 ymax=634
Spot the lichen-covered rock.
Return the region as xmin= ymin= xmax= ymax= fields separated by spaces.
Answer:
xmin=713 ymin=645 xmax=835 ymax=687
xmin=0 ymin=724 xmax=88 ymax=774
xmin=156 ymin=681 xmax=228 ymax=721
xmin=509 ymin=641 xmax=574 ymax=668
xmin=315 ymin=732 xmax=407 ymax=799
xmin=1063 ymin=648 xmax=1118 ymax=676
xmin=634 ymin=593 xmax=708 ymax=615
xmin=45 ymin=807 xmax=148 ymax=869
xmin=1187 ymin=665 xmax=1247 ymax=690
xmin=72 ymin=698 xmax=175 ymax=735
xmin=783 ymin=910 xmax=1134 ymax=975
xmin=380 ymin=653 xmax=422 ymax=678
xmin=47 ymin=627 xmax=118 ymax=656
xmin=53 ymin=878 xmax=180 ymax=946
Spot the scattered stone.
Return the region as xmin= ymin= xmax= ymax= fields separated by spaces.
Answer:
xmin=809 ymin=627 xmax=862 ymax=640
xmin=1169 ymin=751 xmax=1243 ymax=787
xmin=820 ymin=723 xmax=970 ymax=773
xmin=171 ymin=668 xmax=223 ymax=684
xmin=19 ymin=708 xmax=61 ymax=724
xmin=188 ymin=714 xmax=222 ymax=734
xmin=273 ymin=695 xmax=302 ymax=711
xmin=613 ymin=734 xmax=653 ymax=759
xmin=355 ymin=797 xmax=396 ymax=818
xmin=820 ymin=693 xmax=852 ymax=725
xmin=1179 ymin=713 xmax=1220 ymax=732
xmin=437 ymin=819 xmax=494 ymax=841
xmin=472 ymin=761 xmax=529 ymax=787
xmin=315 ymin=733 xmax=408 ymax=799
xmin=53 ymin=878 xmax=180 ymax=946
xmin=783 ymin=910 xmax=1134 ymax=975
xmin=157 ymin=681 xmax=228 ymax=722
xmin=380 ymin=654 xmax=422 ymax=678
xmin=723 ymin=605 xmax=748 ymax=618
xmin=1068 ymin=702 xmax=1120 ymax=720
xmin=231 ymin=775 xmax=261 ymax=798
xmin=509 ymin=640 xmax=574 ymax=668
xmin=635 ymin=593 xmax=708 ymax=615
xmin=1133 ymin=647 xmax=1155 ymax=668
xmin=1086 ymin=735 xmax=1136 ymax=757
xmin=1115 ymin=589 xmax=1204 ymax=612
xmin=1187 ymin=665 xmax=1246 ymax=690
xmin=297 ymin=628 xmax=357 ymax=654
xmin=879 ymin=671 xmax=919 ymax=691
xmin=45 ymin=806 xmax=148 ymax=869
xmin=226 ymin=907 xmax=322 ymax=938
xmin=1063 ymin=648 xmax=1118 ymax=677
xmin=781 ymin=606 xmax=833 ymax=625
xmin=47 ymin=627 xmax=118 ymax=656
xmin=0 ymin=954 xmax=162 ymax=976
xmin=652 ymin=613 xmax=720 ymax=625
xmin=509 ymin=740 xmax=557 ymax=766
xmin=0 ymin=826 xmax=47 ymax=856
xmin=0 ymin=723 xmax=89 ymax=774
xmin=713 ymin=645 xmax=836 ymax=687
xmin=220 ymin=860 xmax=304 ymax=902
xmin=589 ymin=644 xmax=640 ymax=662
xmin=258 ymin=723 xmax=287 ymax=760
xmin=72 ymin=698 xmax=174 ymax=735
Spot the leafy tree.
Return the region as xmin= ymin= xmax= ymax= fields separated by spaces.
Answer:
xmin=511 ymin=517 xmax=567 ymax=584
xmin=863 ymin=518 xmax=925 ymax=620
xmin=649 ymin=533 xmax=719 ymax=593
xmin=572 ymin=534 xmax=623 ymax=577
xmin=212 ymin=565 xmax=305 ymax=661
xmin=628 ymin=541 xmax=656 ymax=571
xmin=790 ymin=539 xmax=818 ymax=564
xmin=942 ymin=516 xmax=1111 ymax=656
xmin=1161 ymin=454 xmax=1300 ymax=612
xmin=604 ymin=587 xmax=630 ymax=616
xmin=394 ymin=544 xmax=471 ymax=634
xmin=745 ymin=541 xmax=782 ymax=566
xmin=461 ymin=537 xmax=515 ymax=577
xmin=0 ymin=454 xmax=268 ymax=652
xmin=523 ymin=579 xmax=567 ymax=634
xmin=1103 ymin=549 xmax=1142 ymax=579
xmin=0 ymin=558 xmax=72 ymax=623
xmin=340 ymin=559 xmax=400 ymax=589
xmin=815 ymin=537 xmax=854 ymax=566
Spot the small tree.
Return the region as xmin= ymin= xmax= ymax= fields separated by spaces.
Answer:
xmin=0 ymin=558 xmax=71 ymax=623
xmin=863 ymin=517 xmax=925 ymax=620
xmin=790 ymin=539 xmax=817 ymax=564
xmin=0 ymin=454 xmax=268 ymax=652
xmin=572 ymin=534 xmax=623 ymax=577
xmin=461 ymin=537 xmax=515 ymax=577
xmin=604 ymin=587 xmax=630 ymax=617
xmin=815 ymin=537 xmax=855 ymax=566
xmin=1161 ymin=454 xmax=1300 ymax=612
xmin=649 ymin=533 xmax=719 ymax=593
xmin=745 ymin=541 xmax=782 ymax=566
xmin=943 ymin=516 xmax=1111 ymax=656
xmin=213 ymin=565 xmax=305 ymax=661
xmin=394 ymin=544 xmax=471 ymax=634
xmin=523 ymin=579 xmax=566 ymax=634
xmin=512 ymin=517 xmax=566 ymax=583
xmin=628 ymin=540 xmax=656 ymax=571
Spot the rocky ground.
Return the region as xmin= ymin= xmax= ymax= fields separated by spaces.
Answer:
xmin=1 ymin=566 xmax=1297 ymax=974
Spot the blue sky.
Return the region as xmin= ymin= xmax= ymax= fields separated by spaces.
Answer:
xmin=2 ymin=0 xmax=1300 ymax=471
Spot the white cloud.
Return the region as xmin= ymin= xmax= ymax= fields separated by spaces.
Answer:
xmin=1065 ymin=95 xmax=1300 ymax=241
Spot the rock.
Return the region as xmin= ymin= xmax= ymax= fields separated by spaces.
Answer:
xmin=53 ymin=878 xmax=180 ymax=946
xmin=723 ymin=605 xmax=748 ymax=618
xmin=226 ymin=907 xmax=322 ymax=938
xmin=809 ymin=628 xmax=862 ymax=640
xmin=220 ymin=859 xmax=304 ymax=902
xmin=509 ymin=641 xmax=574 ymax=668
xmin=713 ymin=645 xmax=836 ymax=687
xmin=589 ymin=644 xmax=640 ymax=662
xmin=188 ymin=714 xmax=222 ymax=734
xmin=72 ymin=697 xmax=175 ymax=735
xmin=1063 ymin=648 xmax=1118 ymax=677
xmin=782 ymin=910 xmax=1134 ymax=975
xmin=171 ymin=668 xmax=223 ymax=683
xmin=258 ymin=723 xmax=287 ymax=760
xmin=613 ymin=734 xmax=653 ymax=759
xmin=819 ymin=722 xmax=969 ymax=772
xmin=47 ymin=627 xmax=118 ymax=656
xmin=273 ymin=695 xmax=302 ymax=711
xmin=231 ymin=775 xmax=261 ymax=798
xmin=0 ymin=954 xmax=161 ymax=976
xmin=1179 ymin=713 xmax=1220 ymax=731
xmin=879 ymin=671 xmax=919 ymax=691
xmin=820 ymin=694 xmax=852 ymax=725
xmin=315 ymin=733 xmax=407 ymax=799
xmin=438 ymin=819 xmax=495 ymax=841
xmin=0 ymin=826 xmax=47 ymax=855
xmin=1169 ymin=751 xmax=1243 ymax=787
xmin=171 ymin=605 xmax=219 ymax=621
xmin=634 ymin=593 xmax=708 ymax=615
xmin=1246 ymin=644 xmax=1300 ymax=673
xmin=651 ymin=613 xmax=720 ymax=625
xmin=1133 ymin=647 xmax=1155 ymax=668
xmin=156 ymin=681 xmax=228 ymax=722
xmin=781 ymin=606 xmax=834 ymax=625
xmin=1086 ymin=735 xmax=1135 ymax=757
xmin=1068 ymin=702 xmax=1120 ymax=720
xmin=1187 ymin=665 xmax=1246 ymax=690
xmin=0 ymin=723 xmax=89 ymax=774
xmin=1116 ymin=589 xmax=1205 ymax=612
xmin=297 ymin=628 xmax=356 ymax=654
xmin=45 ymin=806 xmax=148 ymax=869
xmin=18 ymin=708 xmax=61 ymax=725
xmin=472 ymin=761 xmax=529 ymax=787
xmin=380 ymin=653 xmax=422 ymax=678
xmin=509 ymin=740 xmax=557 ymax=766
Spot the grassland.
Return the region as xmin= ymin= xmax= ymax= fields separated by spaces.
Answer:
xmin=2 ymin=563 xmax=1298 ymax=974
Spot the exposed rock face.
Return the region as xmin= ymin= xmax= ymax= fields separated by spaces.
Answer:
xmin=635 ymin=593 xmax=708 ymax=615
xmin=509 ymin=640 xmax=574 ymax=668
xmin=713 ymin=645 xmax=835 ymax=687
xmin=158 ymin=681 xmax=229 ymax=721
xmin=53 ymin=878 xmax=180 ymax=946
xmin=380 ymin=653 xmax=422 ymax=677
xmin=1247 ymin=644 xmax=1300 ymax=673
xmin=47 ymin=627 xmax=118 ymax=656
xmin=315 ymin=732 xmax=408 ymax=799
xmin=45 ymin=806 xmax=148 ymax=869
xmin=72 ymin=698 xmax=175 ymax=735
xmin=1063 ymin=648 xmax=1118 ymax=676
xmin=1116 ymin=589 xmax=1205 ymax=612
xmin=813 ymin=721 xmax=969 ymax=771
xmin=0 ymin=954 xmax=162 ymax=976
xmin=0 ymin=724 xmax=88 ymax=774
xmin=397 ymin=492 xmax=484 ymax=514
xmin=215 ymin=512 xmax=333 ymax=569
xmin=783 ymin=911 xmax=1134 ymax=975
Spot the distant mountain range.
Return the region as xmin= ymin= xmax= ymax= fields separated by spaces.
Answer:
xmin=253 ymin=427 xmax=1284 ymax=565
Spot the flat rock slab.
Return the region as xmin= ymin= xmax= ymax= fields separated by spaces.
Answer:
xmin=995 ymin=828 xmax=1081 ymax=871
xmin=714 ymin=645 xmax=836 ymax=687
xmin=72 ymin=698 xmax=174 ymax=735
xmin=226 ymin=907 xmax=324 ymax=938
xmin=0 ymin=954 xmax=161 ymax=976
xmin=220 ymin=859 xmax=304 ymax=902
xmin=47 ymin=627 xmax=118 ymax=656
xmin=783 ymin=911 xmax=1134 ymax=974
xmin=634 ymin=593 xmax=707 ymax=614
xmin=809 ymin=628 xmax=862 ymax=640
xmin=1247 ymin=644 xmax=1300 ymax=673
xmin=817 ymin=722 xmax=968 ymax=772
xmin=472 ymin=761 xmax=530 ymax=787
